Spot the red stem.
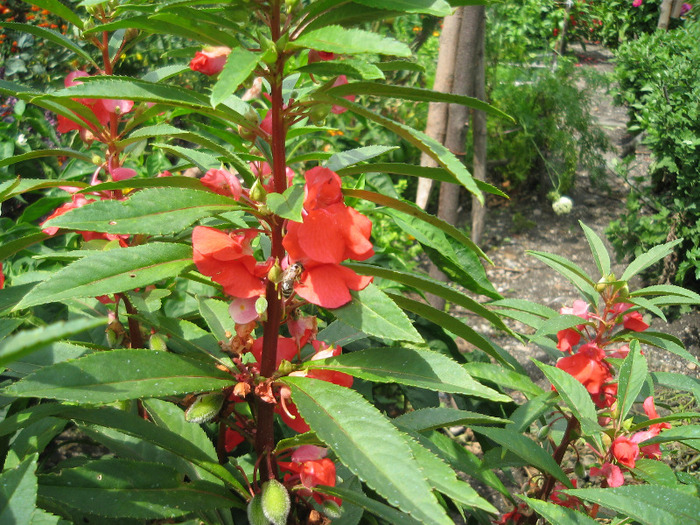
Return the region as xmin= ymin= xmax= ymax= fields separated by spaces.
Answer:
xmin=254 ymin=0 xmax=286 ymax=481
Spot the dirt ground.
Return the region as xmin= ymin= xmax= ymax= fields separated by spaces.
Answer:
xmin=451 ymin=45 xmax=700 ymax=381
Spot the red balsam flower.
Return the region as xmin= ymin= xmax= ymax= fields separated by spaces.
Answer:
xmin=189 ymin=46 xmax=230 ymax=75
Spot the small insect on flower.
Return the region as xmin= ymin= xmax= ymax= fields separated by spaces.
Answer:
xmin=281 ymin=262 xmax=304 ymax=298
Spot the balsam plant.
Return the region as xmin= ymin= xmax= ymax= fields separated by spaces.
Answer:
xmin=0 ymin=2 xmax=698 ymax=525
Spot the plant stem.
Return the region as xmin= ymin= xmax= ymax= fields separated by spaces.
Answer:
xmin=254 ymin=0 xmax=286 ymax=481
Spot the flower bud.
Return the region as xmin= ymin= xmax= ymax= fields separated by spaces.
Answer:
xmin=185 ymin=392 xmax=224 ymax=424
xmin=537 ymin=425 xmax=550 ymax=440
xmin=308 ymin=104 xmax=332 ymax=125
xmin=259 ymin=36 xmax=278 ymax=66
xmin=261 ymin=479 xmax=290 ymax=525
xmin=249 ymin=179 xmax=267 ymax=204
xmin=595 ymin=273 xmax=616 ymax=293
xmin=268 ymin=260 xmax=283 ymax=284
xmin=246 ymin=494 xmax=268 ymax=525
xmin=277 ymin=359 xmax=294 ymax=376
xmin=255 ymin=296 xmax=268 ymax=315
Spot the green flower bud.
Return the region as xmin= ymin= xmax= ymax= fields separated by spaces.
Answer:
xmin=249 ymin=179 xmax=267 ymax=204
xmin=308 ymin=104 xmax=332 ymax=125
xmin=322 ymin=498 xmax=343 ymax=519
xmin=261 ymin=479 xmax=290 ymax=525
xmin=268 ymin=260 xmax=283 ymax=285
xmin=536 ymin=425 xmax=550 ymax=440
xmin=185 ymin=392 xmax=224 ymax=424
xmin=247 ymin=494 xmax=269 ymax=525
xmin=277 ymin=359 xmax=294 ymax=376
xmin=255 ymin=296 xmax=268 ymax=315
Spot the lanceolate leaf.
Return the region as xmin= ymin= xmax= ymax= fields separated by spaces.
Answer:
xmin=0 ymin=318 xmax=105 ymax=369
xmin=43 ymin=187 xmax=240 ymax=235
xmin=0 ymin=454 xmax=38 ymax=524
xmin=293 ymin=26 xmax=411 ymax=57
xmin=579 ymin=221 xmax=611 ymax=277
xmin=317 ymin=485 xmax=423 ymax=525
xmin=327 ymin=146 xmax=398 ymax=171
xmin=519 ymin=496 xmax=599 ymax=525
xmin=470 ymin=426 xmax=572 ymax=487
xmin=284 ymin=376 xmax=453 ymax=525
xmin=320 ymin=96 xmax=482 ymax=202
xmin=304 ymin=347 xmax=510 ymax=402
xmin=616 ymin=340 xmax=647 ymax=423
xmin=353 ymin=0 xmax=452 ymax=15
xmin=393 ymin=407 xmax=510 ymax=433
xmin=620 ymin=239 xmax=683 ymax=281
xmin=388 ymin=293 xmax=522 ymax=370
xmin=331 ymin=284 xmax=423 ymax=343
xmin=4 ymin=349 xmax=233 ymax=403
xmin=24 ymin=0 xmax=84 ymax=28
xmin=345 ymin=262 xmax=510 ymax=333
xmin=527 ymin=251 xmax=597 ymax=303
xmin=337 ymin=162 xmax=507 ymax=197
xmin=211 ymin=47 xmax=260 ymax=107
xmin=0 ymin=404 xmax=245 ymax=494
xmin=631 ymin=331 xmax=700 ymax=367
xmin=637 ymin=425 xmax=700 ymax=446
xmin=327 ymin=82 xmax=513 ymax=122
xmin=38 ymin=458 xmax=239 ymax=519
xmin=534 ymin=361 xmax=602 ymax=436
xmin=15 ymin=243 xmax=193 ymax=310
xmin=0 ymin=149 xmax=92 ymax=170
xmin=564 ymin=485 xmax=700 ymax=525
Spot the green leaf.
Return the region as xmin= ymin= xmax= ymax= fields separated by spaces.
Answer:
xmin=620 ymin=238 xmax=684 ymax=281
xmin=518 ymin=495 xmax=599 ymax=525
xmin=4 ymin=418 xmax=67 ymax=470
xmin=0 ymin=149 xmax=92 ymax=171
xmin=197 ymin=297 xmax=236 ymax=344
xmin=4 ymin=349 xmax=233 ymax=403
xmin=337 ymin=162 xmax=507 ymax=198
xmin=324 ymin=99 xmax=482 ymax=202
xmin=44 ymin=187 xmax=239 ymax=235
xmin=293 ymin=26 xmax=411 ymax=57
xmin=284 ymin=376 xmax=453 ymax=525
xmin=331 ymin=284 xmax=423 ymax=342
xmin=326 ymin=145 xmax=398 ymax=171
xmin=304 ymin=347 xmax=510 ymax=402
xmin=616 ymin=340 xmax=647 ymax=423
xmin=564 ymin=485 xmax=700 ymax=525
xmin=153 ymin=143 xmax=221 ymax=172
xmin=464 ymin=362 xmax=543 ymax=399
xmin=353 ymin=0 xmax=451 ymax=15
xmin=388 ymin=293 xmax=522 ymax=370
xmin=632 ymin=331 xmax=700 ymax=367
xmin=633 ymin=458 xmax=679 ymax=487
xmin=652 ymin=372 xmax=700 ymax=404
xmin=532 ymin=314 xmax=590 ymax=339
xmin=0 ymin=454 xmax=38 ymax=524
xmin=527 ymin=250 xmax=597 ymax=303
xmin=0 ymin=318 xmax=104 ymax=369
xmin=296 ymin=59 xmax=385 ymax=81
xmin=23 ymin=0 xmax=84 ymax=28
xmin=345 ymin=263 xmax=510 ymax=333
xmin=0 ymin=233 xmax=50 ymax=261
xmin=470 ymin=426 xmax=572 ymax=487
xmin=506 ymin=392 xmax=559 ymax=433
xmin=579 ymin=221 xmax=610 ymax=277
xmin=318 ymin=485 xmax=423 ymax=525
xmin=15 ymin=243 xmax=193 ymax=310
xmin=38 ymin=458 xmax=238 ymax=519
xmin=638 ymin=425 xmax=700 ymax=446
xmin=393 ymin=407 xmax=510 ymax=433
xmin=266 ymin=185 xmax=304 ymax=222
xmin=211 ymin=47 xmax=260 ymax=107
xmin=629 ymin=284 xmax=700 ymax=303
xmin=404 ymin=432 xmax=497 ymax=513
xmin=328 ymin=82 xmax=513 ymax=123
xmin=0 ymin=404 xmax=245 ymax=494
xmin=0 ymin=22 xmax=96 ymax=67
xmin=534 ymin=361 xmax=602 ymax=436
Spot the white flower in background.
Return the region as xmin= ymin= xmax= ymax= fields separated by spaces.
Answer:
xmin=16 ymin=134 xmax=27 ymax=146
xmin=552 ymin=195 xmax=573 ymax=215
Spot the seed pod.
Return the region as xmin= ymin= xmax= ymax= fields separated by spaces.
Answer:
xmin=185 ymin=392 xmax=224 ymax=424
xmin=261 ymin=479 xmax=291 ymax=525
xmin=247 ymin=493 xmax=268 ymax=525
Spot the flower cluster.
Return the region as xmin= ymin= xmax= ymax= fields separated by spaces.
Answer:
xmin=555 ymin=299 xmax=649 ymax=408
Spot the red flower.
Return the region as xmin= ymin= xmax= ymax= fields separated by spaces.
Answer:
xmin=192 ymin=226 xmax=269 ymax=298
xmin=549 ymin=479 xmax=580 ymax=509
xmin=307 ymin=341 xmax=353 ymax=388
xmin=590 ymin=462 xmax=624 ymax=487
xmin=632 ymin=430 xmax=662 ymax=459
xmin=623 ymin=310 xmax=649 ymax=332
xmin=556 ymin=328 xmax=581 ymax=353
xmin=294 ymin=261 xmax=372 ymax=309
xmin=189 ymin=46 xmax=230 ymax=75
xmin=276 ymin=385 xmax=311 ymax=434
xmin=643 ymin=396 xmax=671 ymax=433
xmin=224 ymin=427 xmax=244 ymax=452
xmin=279 ymin=454 xmax=340 ymax=506
xmin=200 ymin=168 xmax=242 ymax=199
xmin=556 ymin=343 xmax=611 ymax=396
xmin=303 ymin=166 xmax=343 ymax=211
xmin=611 ymin=436 xmax=639 ymax=468
xmin=0 ymin=262 xmax=4 ymax=290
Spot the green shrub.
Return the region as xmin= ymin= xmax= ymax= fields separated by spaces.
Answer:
xmin=608 ymin=19 xmax=700 ymax=288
